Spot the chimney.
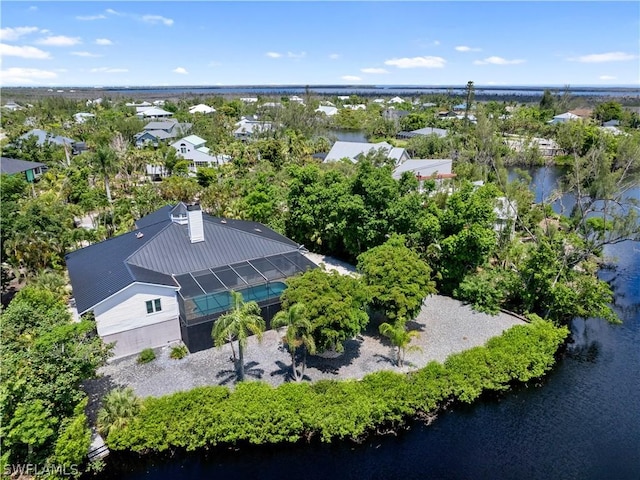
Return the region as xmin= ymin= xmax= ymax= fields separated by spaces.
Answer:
xmin=187 ymin=203 xmax=204 ymax=243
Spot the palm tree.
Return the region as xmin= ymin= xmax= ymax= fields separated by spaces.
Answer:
xmin=379 ymin=318 xmax=421 ymax=367
xmin=272 ymin=303 xmax=316 ymax=381
xmin=92 ymin=145 xmax=117 ymax=203
xmin=96 ymin=387 xmax=141 ymax=438
xmin=211 ymin=291 xmax=265 ymax=381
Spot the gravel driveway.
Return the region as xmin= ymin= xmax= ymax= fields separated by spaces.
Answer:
xmin=89 ymin=295 xmax=525 ymax=400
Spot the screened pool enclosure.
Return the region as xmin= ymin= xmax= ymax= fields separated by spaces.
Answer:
xmin=176 ymin=251 xmax=316 ymax=352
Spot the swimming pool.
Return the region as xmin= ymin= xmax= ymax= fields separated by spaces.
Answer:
xmin=191 ymin=282 xmax=286 ymax=317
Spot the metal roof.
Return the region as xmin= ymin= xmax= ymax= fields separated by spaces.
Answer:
xmin=1 ymin=157 xmax=46 ymax=175
xmin=66 ymin=205 xmax=310 ymax=313
xmin=392 ymin=159 xmax=453 ymax=179
xmin=19 ymin=129 xmax=77 ymax=146
xmin=324 ymin=141 xmax=407 ymax=163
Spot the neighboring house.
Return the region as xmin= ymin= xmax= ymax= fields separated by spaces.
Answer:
xmin=602 ymin=119 xmax=620 ymax=127
xmin=189 ymin=104 xmax=216 ymax=114
xmin=343 ymin=104 xmax=366 ymax=110
xmin=86 ymin=98 xmax=103 ymax=107
xmin=134 ymin=120 xmax=192 ymax=147
xmin=337 ymin=95 xmax=350 ymax=101
xmin=289 ymin=95 xmax=304 ymax=104
xmin=127 ymin=101 xmax=152 ymax=109
xmin=260 ymin=102 xmax=282 ymax=108
xmin=548 ymin=112 xmax=581 ymax=124
xmin=392 ymin=159 xmax=455 ymax=192
xmin=453 ymin=103 xmax=467 ymax=112
xmin=315 ymin=105 xmax=338 ymax=116
xmin=240 ymin=97 xmax=258 ymax=103
xmin=373 ymin=99 xmax=386 ymax=104
xmin=397 ymin=127 xmax=448 ymax=139
xmin=65 ymin=203 xmax=317 ymax=357
xmin=494 ymin=197 xmax=518 ymax=237
xmin=153 ymin=100 xmax=166 ymax=106
xmin=135 ymin=107 xmax=173 ymax=119
xmin=599 ymin=126 xmax=625 ymax=136
xmin=73 ymin=112 xmax=95 ymax=124
xmin=504 ymin=135 xmax=562 ymax=157
xmin=170 ymin=135 xmax=231 ymax=172
xmin=1 ymin=157 xmax=47 ymax=182
xmin=323 ymin=141 xmax=410 ymax=165
xmin=2 ymin=101 xmax=23 ymax=111
xmin=388 ymin=96 xmax=405 ymax=104
xmin=383 ymin=109 xmax=410 ymax=121
xmin=233 ymin=117 xmax=274 ymax=139
xmin=18 ymin=129 xmax=87 ymax=155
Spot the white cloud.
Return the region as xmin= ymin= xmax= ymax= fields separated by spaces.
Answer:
xmin=142 ymin=15 xmax=174 ymax=26
xmin=1 ymin=67 xmax=57 ymax=84
xmin=341 ymin=75 xmax=362 ymax=81
xmin=599 ymin=75 xmax=617 ymax=80
xmin=173 ymin=67 xmax=188 ymax=74
xmin=95 ymin=38 xmax=113 ymax=46
xmin=361 ymin=67 xmax=389 ymax=74
xmin=36 ymin=35 xmax=82 ymax=47
xmin=0 ymin=43 xmax=51 ymax=59
xmin=570 ymin=52 xmax=637 ymax=63
xmin=287 ymin=51 xmax=306 ymax=59
xmin=266 ymin=52 xmax=282 ymax=58
xmin=329 ymin=53 xmax=340 ymax=60
xmin=474 ymin=56 xmax=525 ymax=65
xmin=0 ymin=26 xmax=40 ymax=41
xmin=385 ymin=56 xmax=446 ymax=69
xmin=105 ymin=9 xmax=122 ymax=16
xmin=76 ymin=14 xmax=107 ymax=21
xmin=71 ymin=51 xmax=102 ymax=57
xmin=28 ymin=6 xmax=38 ymax=11
xmin=90 ymin=67 xmax=128 ymax=73
xmin=455 ymin=45 xmax=481 ymax=52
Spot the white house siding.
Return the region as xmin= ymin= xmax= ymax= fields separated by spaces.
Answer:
xmin=102 ymin=319 xmax=181 ymax=359
xmin=93 ymin=283 xmax=180 ymax=357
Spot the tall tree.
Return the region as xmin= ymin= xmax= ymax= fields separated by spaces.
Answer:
xmin=91 ymin=145 xmax=117 ymax=203
xmin=211 ymin=291 xmax=265 ymax=381
xmin=357 ymin=235 xmax=435 ymax=321
xmin=271 ymin=303 xmax=316 ymax=381
xmin=465 ymin=80 xmax=475 ymax=120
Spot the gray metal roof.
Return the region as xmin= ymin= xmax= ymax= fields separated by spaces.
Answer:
xmin=392 ymin=159 xmax=453 ymax=179
xmin=324 ymin=141 xmax=407 ymax=163
xmin=66 ymin=205 xmax=306 ymax=313
xmin=19 ymin=129 xmax=77 ymax=146
xmin=1 ymin=157 xmax=46 ymax=175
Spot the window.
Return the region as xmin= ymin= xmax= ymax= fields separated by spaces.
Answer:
xmin=146 ymin=298 xmax=162 ymax=314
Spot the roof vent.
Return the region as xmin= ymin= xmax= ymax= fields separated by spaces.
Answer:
xmin=254 ymin=228 xmax=262 ymax=232
xmin=220 ymin=219 xmax=227 ymax=224
xmin=136 ymin=232 xmax=144 ymax=239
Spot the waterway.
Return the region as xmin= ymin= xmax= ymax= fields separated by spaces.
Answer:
xmin=100 ymin=167 xmax=640 ymax=480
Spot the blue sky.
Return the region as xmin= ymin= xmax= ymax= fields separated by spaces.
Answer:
xmin=1 ymin=1 xmax=639 ymax=87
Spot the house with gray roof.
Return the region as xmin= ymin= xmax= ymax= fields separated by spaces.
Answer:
xmin=392 ymin=159 xmax=455 ymax=192
xmin=323 ymin=141 xmax=410 ymax=166
xmin=170 ymin=135 xmax=231 ymax=173
xmin=134 ymin=120 xmax=192 ymax=147
xmin=1 ymin=157 xmax=47 ymax=182
xmin=65 ymin=203 xmax=317 ymax=358
xmin=233 ymin=117 xmax=274 ymax=140
xmin=396 ymin=127 xmax=448 ymax=139
xmin=135 ymin=106 xmax=173 ymax=119
xmin=18 ymin=129 xmax=87 ymax=155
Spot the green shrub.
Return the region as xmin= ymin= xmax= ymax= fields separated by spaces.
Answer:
xmin=170 ymin=345 xmax=188 ymax=360
xmin=106 ymin=321 xmax=569 ymax=453
xmin=137 ymin=348 xmax=156 ymax=364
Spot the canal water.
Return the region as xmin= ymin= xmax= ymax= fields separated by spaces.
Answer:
xmin=101 ymin=168 xmax=640 ymax=480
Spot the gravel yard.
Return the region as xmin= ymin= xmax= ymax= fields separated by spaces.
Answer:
xmin=89 ymin=295 xmax=525 ymax=400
